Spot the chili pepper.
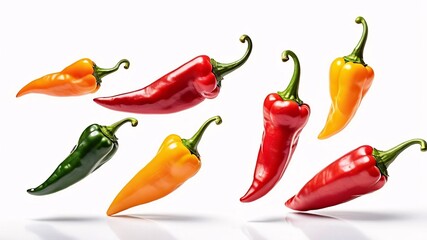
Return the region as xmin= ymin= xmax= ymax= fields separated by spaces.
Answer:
xmin=16 ymin=58 xmax=130 ymax=97
xmin=106 ymin=115 xmax=222 ymax=216
xmin=93 ymin=35 xmax=252 ymax=114
xmin=240 ymin=50 xmax=310 ymax=203
xmin=285 ymin=138 xmax=427 ymax=211
xmin=318 ymin=16 xmax=374 ymax=139
xmin=27 ymin=117 xmax=138 ymax=196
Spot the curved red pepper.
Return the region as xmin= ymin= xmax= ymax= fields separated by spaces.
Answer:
xmin=93 ymin=35 xmax=252 ymax=114
xmin=285 ymin=138 xmax=427 ymax=211
xmin=240 ymin=50 xmax=310 ymax=202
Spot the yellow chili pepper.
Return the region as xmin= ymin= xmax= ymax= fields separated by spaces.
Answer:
xmin=318 ymin=16 xmax=374 ymax=140
xmin=106 ymin=116 xmax=222 ymax=216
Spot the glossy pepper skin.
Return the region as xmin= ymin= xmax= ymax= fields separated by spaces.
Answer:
xmin=107 ymin=116 xmax=222 ymax=216
xmin=27 ymin=118 xmax=138 ymax=196
xmin=240 ymin=50 xmax=310 ymax=202
xmin=285 ymin=138 xmax=427 ymax=211
xmin=93 ymin=35 xmax=252 ymax=114
xmin=318 ymin=16 xmax=374 ymax=139
xmin=16 ymin=58 xmax=130 ymax=97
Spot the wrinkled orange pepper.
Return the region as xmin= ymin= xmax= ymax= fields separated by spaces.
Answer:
xmin=16 ymin=58 xmax=129 ymax=97
xmin=318 ymin=16 xmax=374 ymax=140
xmin=106 ymin=116 xmax=222 ymax=216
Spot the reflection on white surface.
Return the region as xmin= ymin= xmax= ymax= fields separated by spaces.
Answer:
xmin=241 ymin=225 xmax=269 ymax=240
xmin=107 ymin=213 xmax=226 ymax=240
xmin=107 ymin=215 xmax=177 ymax=240
xmin=112 ymin=213 xmax=214 ymax=222
xmin=0 ymin=210 xmax=424 ymax=240
xmin=26 ymin=223 xmax=75 ymax=240
xmin=285 ymin=212 xmax=370 ymax=240
xmin=25 ymin=216 xmax=110 ymax=240
xmin=242 ymin=212 xmax=371 ymax=240
xmin=315 ymin=210 xmax=414 ymax=221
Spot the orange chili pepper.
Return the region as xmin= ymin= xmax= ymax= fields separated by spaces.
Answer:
xmin=16 ymin=58 xmax=130 ymax=97
xmin=318 ymin=16 xmax=374 ymax=140
xmin=106 ymin=116 xmax=222 ymax=216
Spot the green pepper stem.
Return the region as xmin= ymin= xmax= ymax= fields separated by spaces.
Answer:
xmin=277 ymin=50 xmax=303 ymax=105
xmin=93 ymin=59 xmax=130 ymax=83
xmin=343 ymin=16 xmax=368 ymax=66
xmin=210 ymin=35 xmax=252 ymax=85
xmin=182 ymin=116 xmax=222 ymax=158
xmin=102 ymin=117 xmax=138 ymax=141
xmin=374 ymin=138 xmax=427 ymax=176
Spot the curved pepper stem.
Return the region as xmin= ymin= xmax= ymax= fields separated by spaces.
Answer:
xmin=101 ymin=117 xmax=138 ymax=142
xmin=374 ymin=138 xmax=427 ymax=176
xmin=182 ymin=116 xmax=222 ymax=158
xmin=277 ymin=50 xmax=303 ymax=105
xmin=211 ymin=35 xmax=253 ymax=85
xmin=94 ymin=59 xmax=130 ymax=83
xmin=343 ymin=16 xmax=368 ymax=66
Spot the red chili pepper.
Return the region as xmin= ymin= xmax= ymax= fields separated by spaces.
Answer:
xmin=285 ymin=138 xmax=427 ymax=211
xmin=93 ymin=35 xmax=252 ymax=114
xmin=240 ymin=50 xmax=310 ymax=202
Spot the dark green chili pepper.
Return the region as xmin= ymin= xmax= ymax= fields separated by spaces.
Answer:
xmin=27 ymin=117 xmax=138 ymax=196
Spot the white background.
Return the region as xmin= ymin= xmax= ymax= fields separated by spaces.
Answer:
xmin=1 ymin=0 xmax=426 ymax=239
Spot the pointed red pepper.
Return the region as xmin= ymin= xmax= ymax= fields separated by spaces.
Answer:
xmin=240 ymin=50 xmax=310 ymax=202
xmin=93 ymin=35 xmax=252 ymax=114
xmin=285 ymin=138 xmax=427 ymax=211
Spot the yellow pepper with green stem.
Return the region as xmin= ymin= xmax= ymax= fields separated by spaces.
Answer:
xmin=107 ymin=116 xmax=222 ymax=216
xmin=318 ymin=16 xmax=374 ymax=140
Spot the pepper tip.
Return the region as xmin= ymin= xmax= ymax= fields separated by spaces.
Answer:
xmin=284 ymin=196 xmax=302 ymax=211
xmin=317 ymin=131 xmax=328 ymax=140
xmin=16 ymin=88 xmax=28 ymax=98
xmin=239 ymin=196 xmax=252 ymax=203
xmin=106 ymin=205 xmax=121 ymax=216
xmin=317 ymin=135 xmax=326 ymax=140
xmin=240 ymin=186 xmax=261 ymax=202
xmin=26 ymin=188 xmax=37 ymax=195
